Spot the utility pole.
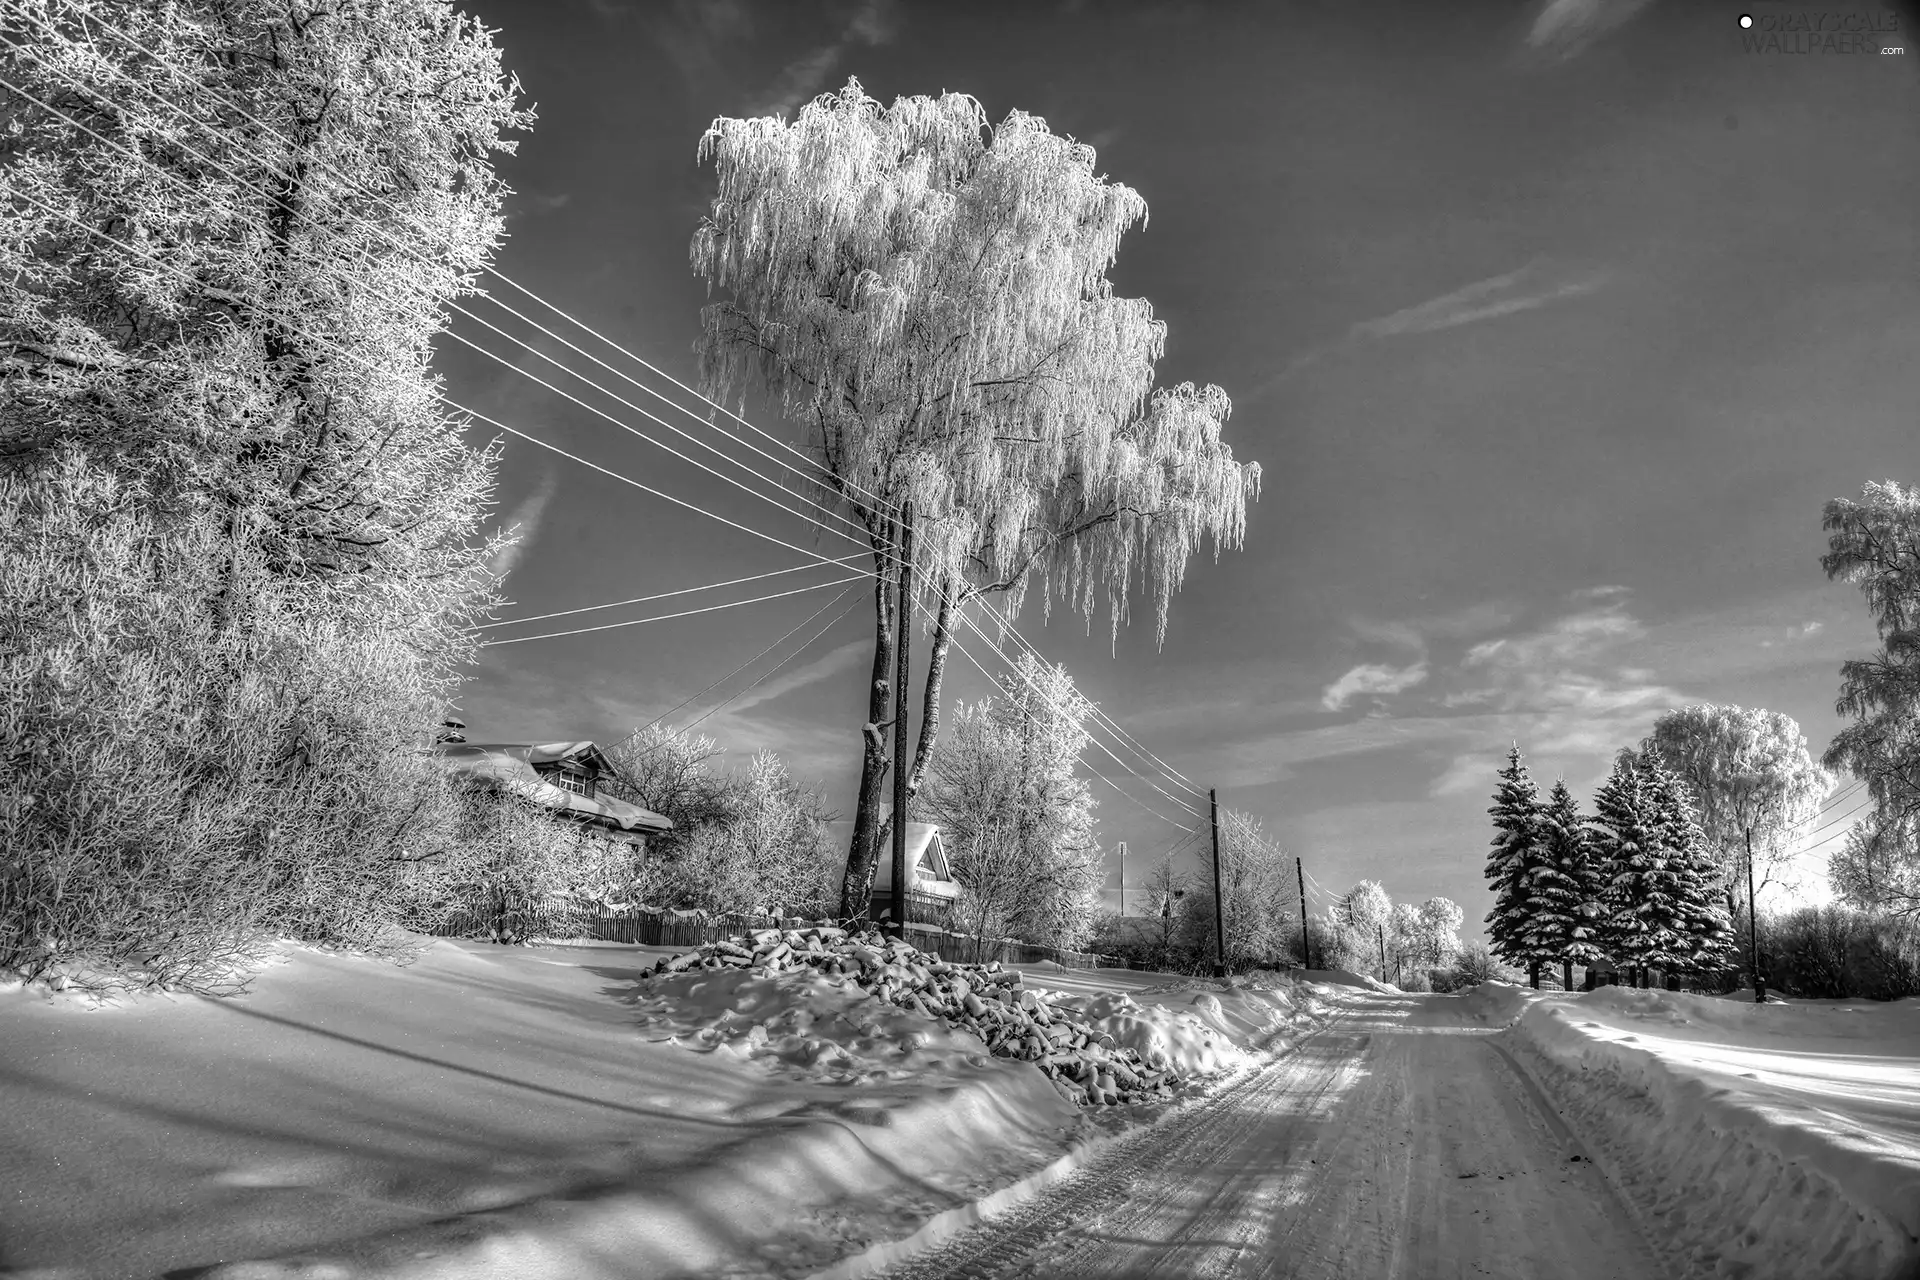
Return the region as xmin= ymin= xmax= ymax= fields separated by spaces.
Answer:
xmin=1296 ymin=856 xmax=1311 ymax=970
xmin=1745 ymin=824 xmax=1763 ymax=1003
xmin=1118 ymin=840 xmax=1127 ymax=916
xmin=890 ymin=501 xmax=913 ymax=942
xmin=1209 ymin=789 xmax=1227 ymax=978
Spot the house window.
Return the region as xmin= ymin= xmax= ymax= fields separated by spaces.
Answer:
xmin=541 ymin=767 xmax=595 ymax=799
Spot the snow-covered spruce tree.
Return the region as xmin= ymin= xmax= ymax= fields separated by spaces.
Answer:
xmin=0 ymin=1 xmax=530 ymax=990
xmin=1485 ymin=745 xmax=1549 ymax=985
xmin=690 ymin=80 xmax=1259 ymax=920
xmin=1589 ymin=754 xmax=1689 ymax=987
xmin=1643 ymin=756 xmax=1735 ymax=978
xmin=1528 ymin=779 xmax=1608 ymax=991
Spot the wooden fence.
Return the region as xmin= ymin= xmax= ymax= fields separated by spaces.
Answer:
xmin=425 ymin=904 xmax=1118 ymax=968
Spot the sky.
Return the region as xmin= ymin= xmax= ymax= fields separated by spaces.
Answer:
xmin=442 ymin=0 xmax=1920 ymax=936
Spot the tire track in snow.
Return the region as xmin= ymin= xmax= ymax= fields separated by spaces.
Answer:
xmin=879 ymin=992 xmax=1671 ymax=1280
xmin=877 ymin=1021 xmax=1357 ymax=1280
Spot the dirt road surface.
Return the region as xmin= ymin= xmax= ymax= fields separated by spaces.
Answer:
xmin=878 ymin=988 xmax=1670 ymax=1280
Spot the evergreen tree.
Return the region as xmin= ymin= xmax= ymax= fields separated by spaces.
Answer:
xmin=1529 ymin=780 xmax=1608 ymax=991
xmin=1486 ymin=745 xmax=1546 ymax=982
xmin=1590 ymin=755 xmax=1688 ymax=985
xmin=1644 ymin=757 xmax=1736 ymax=976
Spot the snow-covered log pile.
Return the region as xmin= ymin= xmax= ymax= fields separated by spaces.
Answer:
xmin=645 ymin=925 xmax=1181 ymax=1105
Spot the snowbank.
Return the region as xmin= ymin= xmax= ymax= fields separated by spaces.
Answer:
xmin=0 ymin=939 xmax=1325 ymax=1279
xmin=1455 ymin=980 xmax=1538 ymax=1028
xmin=1503 ymin=987 xmax=1920 ymax=1280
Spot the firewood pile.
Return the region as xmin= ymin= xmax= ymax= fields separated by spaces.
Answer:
xmin=647 ymin=924 xmax=1181 ymax=1106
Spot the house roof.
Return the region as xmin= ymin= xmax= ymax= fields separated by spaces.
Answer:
xmin=433 ymin=741 xmax=672 ymax=834
xmin=824 ymin=805 xmax=959 ymax=897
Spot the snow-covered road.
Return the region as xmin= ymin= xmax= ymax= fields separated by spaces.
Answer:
xmin=876 ymin=988 xmax=1668 ymax=1280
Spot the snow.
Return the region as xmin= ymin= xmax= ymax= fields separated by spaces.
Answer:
xmin=9 ymin=935 xmax=1915 ymax=1280
xmin=1502 ymin=984 xmax=1920 ymax=1280
xmin=0 ymin=939 xmax=1324 ymax=1279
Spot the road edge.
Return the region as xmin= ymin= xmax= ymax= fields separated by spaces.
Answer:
xmin=800 ymin=1010 xmax=1341 ymax=1280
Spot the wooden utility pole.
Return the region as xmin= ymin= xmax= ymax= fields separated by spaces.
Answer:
xmin=1746 ymin=825 xmax=1763 ymax=1003
xmin=1209 ymin=789 xmax=1227 ymax=978
xmin=1296 ymin=856 xmax=1311 ymax=970
xmin=890 ymin=502 xmax=913 ymax=941
xmin=1118 ymin=840 xmax=1127 ymax=916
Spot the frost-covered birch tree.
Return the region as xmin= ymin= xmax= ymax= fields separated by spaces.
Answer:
xmin=1821 ymin=482 xmax=1920 ymax=915
xmin=689 ymin=80 xmax=1259 ymax=920
xmin=1640 ymin=706 xmax=1832 ymax=922
xmin=921 ymin=654 xmax=1102 ymax=951
xmin=0 ymin=0 xmax=529 ymax=990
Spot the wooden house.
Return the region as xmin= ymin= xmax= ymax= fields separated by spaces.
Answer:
xmin=433 ymin=738 xmax=672 ymax=850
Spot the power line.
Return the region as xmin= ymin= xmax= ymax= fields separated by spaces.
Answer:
xmin=946 ymin=605 xmax=1205 ymax=821
xmin=8 ymin=33 xmax=1213 ymax=815
xmin=477 ymin=574 xmax=867 ymax=647
xmin=0 ymin=178 xmax=889 ymax=589
xmin=477 ymin=556 xmax=869 ymax=630
xmin=8 ymin=33 xmax=1209 ymax=812
xmin=934 ymin=614 xmax=1201 ymax=833
xmin=681 ymin=593 xmax=865 ymax=735
xmin=4 ymin=1 xmax=901 ymax=520
xmin=0 ymin=32 xmax=886 ymax=561
xmin=620 ymin=585 xmax=864 ymax=745
xmin=23 ymin=158 xmax=1198 ymax=828
xmin=963 ymin=595 xmax=1207 ymax=800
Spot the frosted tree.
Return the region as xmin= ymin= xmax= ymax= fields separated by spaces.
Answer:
xmin=1176 ymin=809 xmax=1295 ymax=970
xmin=1527 ymin=779 xmax=1607 ymax=992
xmin=1642 ymin=756 xmax=1735 ymax=977
xmin=1590 ymin=754 xmax=1687 ymax=987
xmin=1641 ymin=705 xmax=1831 ymax=994
xmin=689 ymin=80 xmax=1260 ymax=919
xmin=1485 ymin=746 xmax=1548 ymax=984
xmin=1413 ymin=896 xmax=1465 ymax=969
xmin=1336 ymin=879 xmax=1393 ymax=980
xmin=1641 ymin=706 xmax=1832 ymax=918
xmin=0 ymin=0 xmax=529 ymax=988
xmin=920 ymin=654 xmax=1102 ymax=951
xmin=1821 ymin=482 xmax=1920 ymax=914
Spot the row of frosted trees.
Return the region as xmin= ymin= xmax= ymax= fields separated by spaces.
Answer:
xmin=1486 ymin=747 xmax=1734 ymax=990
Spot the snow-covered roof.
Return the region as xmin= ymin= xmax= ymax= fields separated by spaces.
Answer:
xmin=433 ymin=741 xmax=672 ymax=834
xmin=825 ymin=805 xmax=960 ymax=898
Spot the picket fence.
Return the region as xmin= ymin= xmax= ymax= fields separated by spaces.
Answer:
xmin=425 ymin=904 xmax=1119 ymax=969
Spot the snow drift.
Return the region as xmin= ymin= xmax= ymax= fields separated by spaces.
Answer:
xmin=0 ymin=936 xmax=1323 ymax=1279
xmin=1503 ymin=986 xmax=1920 ymax=1280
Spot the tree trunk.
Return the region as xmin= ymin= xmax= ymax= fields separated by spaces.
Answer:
xmin=1528 ymin=959 xmax=1540 ymax=990
xmin=907 ymin=577 xmax=956 ymax=801
xmin=1562 ymin=959 xmax=1573 ymax=992
xmin=837 ymin=555 xmax=896 ymax=921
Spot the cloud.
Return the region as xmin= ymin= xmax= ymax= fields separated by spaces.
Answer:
xmin=487 ymin=471 xmax=559 ymax=580
xmin=1523 ymin=0 xmax=1658 ymax=62
xmin=1241 ymin=260 xmax=1608 ymax=405
xmin=1348 ymin=259 xmax=1610 ymax=342
xmin=723 ymin=639 xmax=869 ymax=715
xmin=1321 ymin=661 xmax=1430 ymax=712
xmin=746 ymin=0 xmax=899 ymax=118
xmin=514 ymin=191 xmax=572 ymax=218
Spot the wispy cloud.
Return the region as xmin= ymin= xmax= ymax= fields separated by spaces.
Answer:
xmin=1321 ymin=661 xmax=1429 ymax=712
xmin=487 ymin=471 xmax=559 ymax=580
xmin=1242 ymin=259 xmax=1609 ymax=404
xmin=1523 ymin=0 xmax=1658 ymax=62
xmin=1350 ymin=259 xmax=1610 ymax=341
xmin=724 ymin=639 xmax=869 ymax=716
xmin=746 ymin=0 xmax=898 ymax=118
